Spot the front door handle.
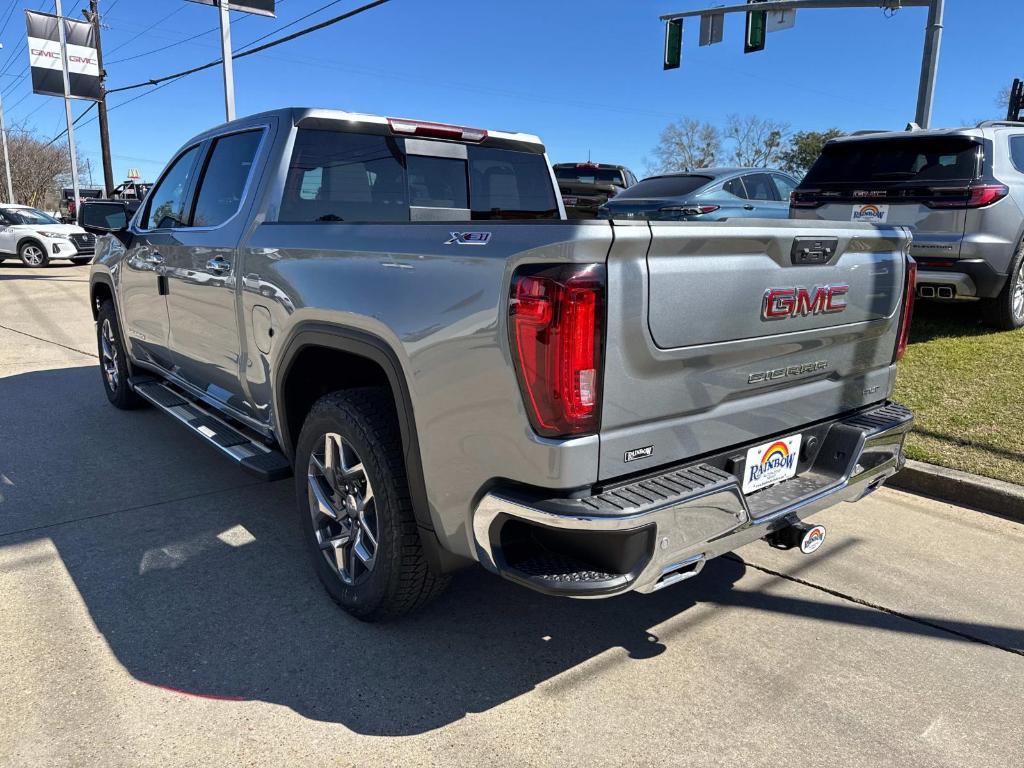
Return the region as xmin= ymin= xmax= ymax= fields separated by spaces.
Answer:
xmin=206 ymin=255 xmax=232 ymax=275
xmin=743 ymin=204 xmax=755 ymax=210
xmin=142 ymin=251 xmax=164 ymax=266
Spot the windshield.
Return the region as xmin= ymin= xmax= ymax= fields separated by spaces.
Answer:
xmin=614 ymin=175 xmax=712 ymax=199
xmin=555 ymin=167 xmax=625 ymax=185
xmin=3 ymin=207 xmax=60 ymax=225
xmin=803 ymin=137 xmax=982 ymax=185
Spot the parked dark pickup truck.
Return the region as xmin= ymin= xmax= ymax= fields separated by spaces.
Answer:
xmin=554 ymin=162 xmax=637 ymax=218
xmin=87 ymin=107 xmax=915 ymax=620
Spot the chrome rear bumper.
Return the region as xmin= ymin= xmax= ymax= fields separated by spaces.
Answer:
xmin=473 ymin=402 xmax=913 ymax=597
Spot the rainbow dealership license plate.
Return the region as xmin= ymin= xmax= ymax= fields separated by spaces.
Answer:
xmin=742 ymin=434 xmax=802 ymax=494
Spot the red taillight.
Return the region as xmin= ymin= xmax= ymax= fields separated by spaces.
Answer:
xmin=926 ymin=183 xmax=1009 ymax=209
xmin=894 ymin=257 xmax=917 ymax=362
xmin=510 ymin=264 xmax=605 ymax=437
xmin=387 ymin=117 xmax=487 ymax=142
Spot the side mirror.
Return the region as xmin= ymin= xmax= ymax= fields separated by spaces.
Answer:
xmin=79 ymin=201 xmax=131 ymax=235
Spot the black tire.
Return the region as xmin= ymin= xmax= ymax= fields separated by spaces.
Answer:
xmin=71 ymin=257 xmax=92 ymax=266
xmin=18 ymin=240 xmax=49 ymax=268
xmin=981 ymin=243 xmax=1024 ymax=330
xmin=294 ymin=388 xmax=449 ymax=621
xmin=96 ymin=300 xmax=142 ymax=409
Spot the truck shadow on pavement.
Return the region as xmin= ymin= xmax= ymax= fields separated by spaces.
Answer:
xmin=2 ymin=365 xmax=1023 ymax=736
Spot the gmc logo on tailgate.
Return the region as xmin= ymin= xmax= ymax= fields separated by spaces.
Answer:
xmin=762 ymin=285 xmax=849 ymax=321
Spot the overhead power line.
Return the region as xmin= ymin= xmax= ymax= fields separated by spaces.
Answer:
xmin=107 ymin=0 xmax=393 ymax=95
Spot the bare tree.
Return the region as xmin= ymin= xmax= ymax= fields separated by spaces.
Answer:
xmin=724 ymin=114 xmax=790 ymax=167
xmin=0 ymin=124 xmax=72 ymax=207
xmin=647 ymin=117 xmax=721 ymax=174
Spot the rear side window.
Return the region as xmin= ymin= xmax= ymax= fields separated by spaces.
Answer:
xmin=278 ymin=129 xmax=558 ymax=222
xmin=144 ymin=145 xmax=201 ymax=229
xmin=803 ymin=137 xmax=982 ymax=186
xmin=722 ymin=177 xmax=747 ymax=199
xmin=1009 ymin=136 xmax=1024 ymax=172
xmin=772 ymin=173 xmax=797 ymax=200
xmin=191 ymin=130 xmax=262 ymax=227
xmin=280 ymin=130 xmax=408 ymax=223
xmin=616 ymin=175 xmax=712 ymax=199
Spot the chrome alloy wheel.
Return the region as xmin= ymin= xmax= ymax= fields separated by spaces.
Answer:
xmin=307 ymin=432 xmax=379 ymax=585
xmin=100 ymin=318 xmax=120 ymax=392
xmin=21 ymin=244 xmax=45 ymax=266
xmin=1013 ymin=260 xmax=1024 ymax=321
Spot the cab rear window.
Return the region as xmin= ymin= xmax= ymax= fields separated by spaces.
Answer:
xmin=279 ymin=129 xmax=558 ymax=222
xmin=803 ymin=137 xmax=982 ymax=186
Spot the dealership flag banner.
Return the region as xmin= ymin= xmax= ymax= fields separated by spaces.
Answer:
xmin=25 ymin=10 xmax=100 ymax=101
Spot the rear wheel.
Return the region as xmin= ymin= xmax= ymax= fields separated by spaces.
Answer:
xmin=96 ymin=300 xmax=142 ymax=409
xmin=18 ymin=241 xmax=48 ymax=268
xmin=981 ymin=244 xmax=1024 ymax=330
xmin=294 ymin=388 xmax=448 ymax=621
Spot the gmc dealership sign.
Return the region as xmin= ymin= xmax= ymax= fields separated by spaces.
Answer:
xmin=25 ymin=10 xmax=100 ymax=101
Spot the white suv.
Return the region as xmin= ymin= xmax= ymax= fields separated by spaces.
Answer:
xmin=0 ymin=204 xmax=95 ymax=267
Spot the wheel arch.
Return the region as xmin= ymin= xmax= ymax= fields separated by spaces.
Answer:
xmin=273 ymin=323 xmax=466 ymax=572
xmin=89 ymin=272 xmax=116 ymax=320
xmin=17 ymin=236 xmax=46 ymax=260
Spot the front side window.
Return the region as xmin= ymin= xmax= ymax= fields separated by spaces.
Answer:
xmin=772 ymin=173 xmax=797 ymax=201
xmin=144 ymin=145 xmax=200 ymax=229
xmin=743 ymin=173 xmax=778 ymax=201
xmin=191 ymin=130 xmax=263 ymax=227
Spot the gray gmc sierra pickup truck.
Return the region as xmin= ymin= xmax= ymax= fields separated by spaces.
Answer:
xmin=87 ymin=108 xmax=915 ymax=620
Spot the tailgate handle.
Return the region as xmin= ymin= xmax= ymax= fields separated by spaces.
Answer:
xmin=791 ymin=237 xmax=838 ymax=265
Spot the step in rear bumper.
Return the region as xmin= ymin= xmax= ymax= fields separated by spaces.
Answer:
xmin=473 ymin=402 xmax=913 ymax=598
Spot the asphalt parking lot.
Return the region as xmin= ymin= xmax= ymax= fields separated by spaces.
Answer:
xmin=1 ymin=262 xmax=1023 ymax=767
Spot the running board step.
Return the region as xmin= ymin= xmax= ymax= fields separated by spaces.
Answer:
xmin=133 ymin=379 xmax=292 ymax=481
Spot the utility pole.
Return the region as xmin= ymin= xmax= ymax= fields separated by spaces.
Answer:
xmin=914 ymin=0 xmax=944 ymax=128
xmin=0 ymin=44 xmax=15 ymax=204
xmin=660 ymin=0 xmax=945 ymax=129
xmin=54 ymin=0 xmax=81 ymax=216
xmin=218 ymin=0 xmax=236 ymax=121
xmin=86 ymin=0 xmax=114 ymax=196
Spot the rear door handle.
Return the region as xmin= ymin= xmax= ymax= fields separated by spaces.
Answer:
xmin=206 ymin=255 xmax=232 ymax=274
xmin=743 ymin=204 xmax=755 ymax=210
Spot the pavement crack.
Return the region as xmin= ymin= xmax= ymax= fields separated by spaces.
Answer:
xmin=0 ymin=323 xmax=96 ymax=359
xmin=727 ymin=553 xmax=1024 ymax=659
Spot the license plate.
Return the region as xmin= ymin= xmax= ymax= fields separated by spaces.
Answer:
xmin=562 ymin=196 xmax=579 ymax=207
xmin=851 ymin=203 xmax=889 ymax=224
xmin=742 ymin=434 xmax=802 ymax=494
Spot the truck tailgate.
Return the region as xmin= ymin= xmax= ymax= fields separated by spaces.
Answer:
xmin=598 ymin=219 xmax=911 ymax=481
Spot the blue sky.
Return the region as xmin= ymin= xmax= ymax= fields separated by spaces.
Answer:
xmin=0 ymin=0 xmax=1019 ymax=184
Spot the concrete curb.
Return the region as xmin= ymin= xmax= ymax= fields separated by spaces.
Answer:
xmin=889 ymin=459 xmax=1024 ymax=523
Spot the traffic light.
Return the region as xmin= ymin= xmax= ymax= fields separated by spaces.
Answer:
xmin=745 ymin=0 xmax=767 ymax=53
xmin=664 ymin=18 xmax=683 ymax=69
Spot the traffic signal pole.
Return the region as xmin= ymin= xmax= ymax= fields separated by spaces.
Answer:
xmin=660 ymin=0 xmax=945 ymax=129
xmin=87 ymin=0 xmax=114 ymax=196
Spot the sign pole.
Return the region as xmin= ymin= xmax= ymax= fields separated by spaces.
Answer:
xmin=0 ymin=45 xmax=15 ymax=204
xmin=88 ymin=0 xmax=114 ymax=196
xmin=218 ymin=0 xmax=236 ymax=121
xmin=54 ymin=0 xmax=81 ymax=217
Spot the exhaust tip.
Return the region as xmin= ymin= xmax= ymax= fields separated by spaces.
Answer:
xmin=937 ymin=286 xmax=955 ymax=299
xmin=919 ymin=285 xmax=936 ymax=298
